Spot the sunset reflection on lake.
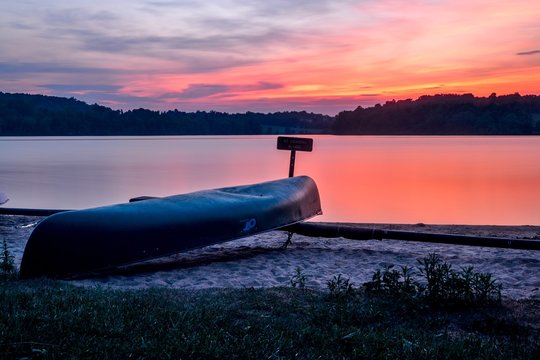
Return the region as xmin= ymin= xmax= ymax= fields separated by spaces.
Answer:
xmin=1 ymin=136 xmax=539 ymax=225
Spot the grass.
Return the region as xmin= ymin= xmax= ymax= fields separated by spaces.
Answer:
xmin=0 ymin=248 xmax=538 ymax=359
xmin=0 ymin=237 xmax=16 ymax=281
xmin=1 ymin=278 xmax=539 ymax=359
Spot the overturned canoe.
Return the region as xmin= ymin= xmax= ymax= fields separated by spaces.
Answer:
xmin=20 ymin=176 xmax=322 ymax=278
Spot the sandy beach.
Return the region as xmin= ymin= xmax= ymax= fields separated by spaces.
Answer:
xmin=2 ymin=215 xmax=539 ymax=299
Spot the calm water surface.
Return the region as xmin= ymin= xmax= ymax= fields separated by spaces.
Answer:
xmin=1 ymin=135 xmax=539 ymax=225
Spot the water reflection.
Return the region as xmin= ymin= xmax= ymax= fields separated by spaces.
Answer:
xmin=302 ymin=136 xmax=540 ymax=224
xmin=1 ymin=136 xmax=539 ymax=225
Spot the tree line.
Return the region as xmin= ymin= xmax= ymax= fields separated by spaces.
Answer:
xmin=1 ymin=92 xmax=540 ymax=136
xmin=0 ymin=93 xmax=332 ymax=136
xmin=333 ymin=93 xmax=540 ymax=135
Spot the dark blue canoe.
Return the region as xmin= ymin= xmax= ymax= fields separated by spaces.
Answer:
xmin=20 ymin=176 xmax=322 ymax=278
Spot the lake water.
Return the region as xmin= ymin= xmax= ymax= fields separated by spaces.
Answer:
xmin=1 ymin=136 xmax=539 ymax=225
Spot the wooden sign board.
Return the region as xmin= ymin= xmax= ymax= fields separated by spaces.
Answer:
xmin=277 ymin=136 xmax=313 ymax=152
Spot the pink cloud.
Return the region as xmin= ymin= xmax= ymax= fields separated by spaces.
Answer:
xmin=2 ymin=0 xmax=539 ymax=113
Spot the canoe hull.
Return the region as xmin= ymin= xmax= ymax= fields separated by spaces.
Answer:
xmin=20 ymin=176 xmax=321 ymax=278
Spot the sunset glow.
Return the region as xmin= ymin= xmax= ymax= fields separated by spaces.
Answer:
xmin=1 ymin=0 xmax=539 ymax=114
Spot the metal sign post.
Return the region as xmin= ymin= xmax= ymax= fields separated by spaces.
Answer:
xmin=277 ymin=136 xmax=313 ymax=177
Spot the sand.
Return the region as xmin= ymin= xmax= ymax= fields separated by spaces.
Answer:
xmin=2 ymin=215 xmax=539 ymax=299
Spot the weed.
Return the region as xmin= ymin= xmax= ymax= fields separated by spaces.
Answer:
xmin=400 ymin=265 xmax=420 ymax=295
xmin=365 ymin=253 xmax=502 ymax=308
xmin=418 ymin=253 xmax=451 ymax=302
xmin=1 ymin=237 xmax=17 ymax=280
xmin=472 ymin=272 xmax=502 ymax=304
xmin=364 ymin=265 xmax=420 ymax=298
xmin=417 ymin=254 xmax=501 ymax=306
xmin=327 ymin=274 xmax=354 ymax=299
xmin=290 ymin=266 xmax=307 ymax=288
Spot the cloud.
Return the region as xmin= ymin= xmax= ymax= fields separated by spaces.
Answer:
xmin=3 ymin=0 xmax=540 ymax=115
xmin=174 ymin=84 xmax=230 ymax=99
xmin=31 ymin=84 xmax=126 ymax=107
xmin=55 ymin=27 xmax=289 ymax=73
xmin=164 ymin=94 xmax=380 ymax=115
xmin=144 ymin=0 xmax=198 ymax=8
xmin=8 ymin=21 xmax=37 ymax=30
xmin=41 ymin=84 xmax=122 ymax=93
xmin=238 ymin=81 xmax=284 ymax=91
xmin=0 ymin=62 xmax=119 ymax=75
xmin=516 ymin=50 xmax=540 ymax=56
xmin=167 ymin=81 xmax=284 ymax=100
xmin=243 ymin=0 xmax=353 ymax=17
xmin=78 ymin=31 xmax=287 ymax=55
xmin=2 ymin=0 xmax=355 ymax=77
xmin=43 ymin=8 xmax=120 ymax=29
xmin=142 ymin=0 xmax=354 ymax=19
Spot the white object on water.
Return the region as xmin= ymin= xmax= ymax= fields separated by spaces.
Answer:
xmin=0 ymin=192 xmax=9 ymax=205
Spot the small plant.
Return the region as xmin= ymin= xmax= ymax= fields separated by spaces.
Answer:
xmin=417 ymin=254 xmax=501 ymax=306
xmin=1 ymin=237 xmax=17 ymax=280
xmin=290 ymin=266 xmax=307 ymax=288
xmin=472 ymin=271 xmax=502 ymax=304
xmin=364 ymin=265 xmax=420 ymax=297
xmin=364 ymin=253 xmax=502 ymax=307
xmin=400 ymin=266 xmax=419 ymax=294
xmin=381 ymin=265 xmax=401 ymax=293
xmin=418 ymin=253 xmax=452 ymax=302
xmin=327 ymin=274 xmax=354 ymax=299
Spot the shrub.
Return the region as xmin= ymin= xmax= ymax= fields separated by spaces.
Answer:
xmin=418 ymin=254 xmax=501 ymax=306
xmin=364 ymin=253 xmax=502 ymax=307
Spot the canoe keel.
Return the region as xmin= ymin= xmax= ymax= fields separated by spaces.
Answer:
xmin=20 ymin=176 xmax=322 ymax=278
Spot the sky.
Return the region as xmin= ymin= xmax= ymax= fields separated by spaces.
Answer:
xmin=1 ymin=0 xmax=539 ymax=115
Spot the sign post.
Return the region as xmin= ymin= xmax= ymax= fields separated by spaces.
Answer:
xmin=277 ymin=136 xmax=313 ymax=177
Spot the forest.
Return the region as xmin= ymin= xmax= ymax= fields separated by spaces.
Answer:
xmin=0 ymin=93 xmax=332 ymax=136
xmin=333 ymin=93 xmax=540 ymax=135
xmin=1 ymin=92 xmax=540 ymax=135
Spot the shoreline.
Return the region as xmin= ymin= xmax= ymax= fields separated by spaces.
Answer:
xmin=2 ymin=215 xmax=539 ymax=299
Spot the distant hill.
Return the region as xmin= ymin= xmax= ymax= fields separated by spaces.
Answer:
xmin=1 ymin=92 xmax=540 ymax=135
xmin=0 ymin=92 xmax=332 ymax=136
xmin=333 ymin=93 xmax=540 ymax=135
